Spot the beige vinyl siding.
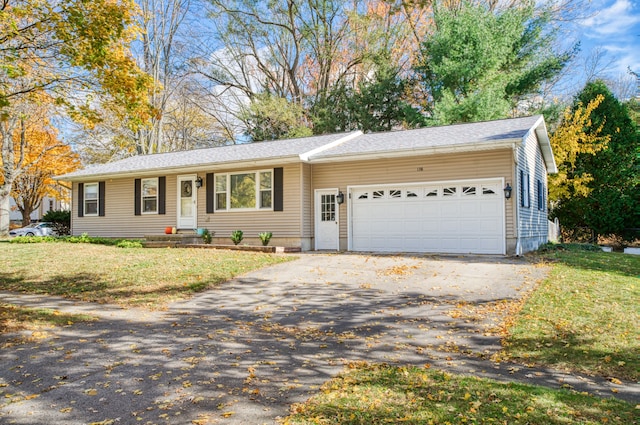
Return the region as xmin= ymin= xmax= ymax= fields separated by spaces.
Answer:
xmin=311 ymin=149 xmax=514 ymax=241
xmin=72 ymin=177 xmax=177 ymax=238
xmin=516 ymin=131 xmax=550 ymax=252
xmin=72 ymin=164 xmax=305 ymax=242
xmin=197 ymin=163 xmax=303 ymax=241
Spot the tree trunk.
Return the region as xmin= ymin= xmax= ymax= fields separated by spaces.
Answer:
xmin=0 ymin=183 xmax=12 ymax=236
xmin=18 ymin=203 xmax=35 ymax=227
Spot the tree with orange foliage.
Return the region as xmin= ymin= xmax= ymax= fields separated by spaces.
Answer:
xmin=7 ymin=109 xmax=80 ymax=226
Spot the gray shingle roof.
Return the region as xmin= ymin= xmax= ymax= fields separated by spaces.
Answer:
xmin=310 ymin=115 xmax=541 ymax=160
xmin=59 ymin=131 xmax=355 ymax=179
xmin=57 ymin=116 xmax=546 ymax=180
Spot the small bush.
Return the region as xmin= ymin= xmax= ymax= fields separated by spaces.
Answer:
xmin=115 ymin=240 xmax=143 ymax=248
xmin=537 ymin=242 xmax=602 ymax=253
xmin=230 ymin=230 xmax=243 ymax=245
xmin=10 ymin=236 xmax=57 ymax=244
xmin=9 ymin=234 xmax=143 ymax=248
xmin=258 ymin=232 xmax=272 ymax=246
xmin=42 ymin=210 xmax=71 ymax=235
xmin=201 ymin=229 xmax=213 ymax=244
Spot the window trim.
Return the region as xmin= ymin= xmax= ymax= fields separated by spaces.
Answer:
xmin=141 ymin=177 xmax=159 ymax=214
xmin=215 ymin=169 xmax=274 ymax=211
xmin=84 ymin=182 xmax=99 ymax=217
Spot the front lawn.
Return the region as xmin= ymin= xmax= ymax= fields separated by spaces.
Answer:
xmin=501 ymin=245 xmax=639 ymax=381
xmin=282 ymin=363 xmax=637 ymax=425
xmin=0 ymin=241 xmax=292 ymax=309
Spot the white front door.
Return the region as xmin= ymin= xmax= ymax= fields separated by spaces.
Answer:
xmin=177 ymin=175 xmax=197 ymax=229
xmin=315 ymin=189 xmax=339 ymax=250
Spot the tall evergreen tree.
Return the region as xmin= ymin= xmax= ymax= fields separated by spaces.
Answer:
xmin=415 ymin=2 xmax=573 ymax=124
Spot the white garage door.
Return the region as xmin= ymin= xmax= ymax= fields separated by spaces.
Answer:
xmin=350 ymin=180 xmax=505 ymax=254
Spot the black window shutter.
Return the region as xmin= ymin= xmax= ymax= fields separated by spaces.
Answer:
xmin=158 ymin=176 xmax=166 ymax=215
xmin=274 ymin=167 xmax=283 ymax=212
xmin=206 ymin=173 xmax=214 ymax=214
xmin=98 ymin=181 xmax=106 ymax=217
xmin=77 ymin=183 xmax=84 ymax=217
xmin=134 ymin=179 xmax=141 ymax=215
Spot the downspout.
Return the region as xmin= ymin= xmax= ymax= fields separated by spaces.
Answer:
xmin=513 ymin=144 xmax=522 ymax=256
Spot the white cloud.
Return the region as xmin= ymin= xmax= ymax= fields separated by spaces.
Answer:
xmin=580 ymin=0 xmax=640 ymax=36
xmin=595 ymin=43 xmax=640 ymax=74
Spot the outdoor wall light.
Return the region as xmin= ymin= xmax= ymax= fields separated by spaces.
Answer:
xmin=336 ymin=191 xmax=345 ymax=205
xmin=195 ymin=177 xmax=203 ymax=188
xmin=504 ymin=183 xmax=512 ymax=199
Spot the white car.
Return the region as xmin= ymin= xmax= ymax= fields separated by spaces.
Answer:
xmin=9 ymin=222 xmax=56 ymax=237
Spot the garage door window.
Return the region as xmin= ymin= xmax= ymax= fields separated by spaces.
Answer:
xmin=482 ymin=186 xmax=496 ymax=195
xmin=462 ymin=186 xmax=476 ymax=196
xmin=443 ymin=187 xmax=457 ymax=196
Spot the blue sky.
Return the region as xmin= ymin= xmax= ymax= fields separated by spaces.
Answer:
xmin=572 ymin=0 xmax=640 ymax=92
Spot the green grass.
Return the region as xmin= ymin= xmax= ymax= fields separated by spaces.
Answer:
xmin=501 ymin=246 xmax=639 ymax=381
xmin=0 ymin=241 xmax=292 ymax=309
xmin=282 ymin=363 xmax=637 ymax=425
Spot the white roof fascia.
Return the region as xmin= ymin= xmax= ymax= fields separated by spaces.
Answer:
xmin=299 ymin=130 xmax=363 ymax=162
xmin=532 ymin=116 xmax=558 ymax=174
xmin=306 ymin=139 xmax=519 ymax=163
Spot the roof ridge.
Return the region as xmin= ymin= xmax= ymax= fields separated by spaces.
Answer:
xmin=298 ymin=130 xmax=363 ymax=161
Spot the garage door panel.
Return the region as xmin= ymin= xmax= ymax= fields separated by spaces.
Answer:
xmin=350 ymin=180 xmax=505 ymax=254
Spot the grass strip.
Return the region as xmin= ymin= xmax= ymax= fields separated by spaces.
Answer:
xmin=282 ymin=363 xmax=636 ymax=425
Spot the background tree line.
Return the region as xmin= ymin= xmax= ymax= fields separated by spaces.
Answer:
xmin=1 ymin=0 xmax=638 ymax=241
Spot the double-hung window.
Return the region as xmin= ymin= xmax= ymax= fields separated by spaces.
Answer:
xmin=215 ymin=170 xmax=273 ymax=211
xmin=141 ymin=178 xmax=158 ymax=213
xmin=84 ymin=183 xmax=99 ymax=216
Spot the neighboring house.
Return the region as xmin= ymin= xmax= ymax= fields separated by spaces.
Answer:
xmin=9 ymin=196 xmax=69 ymax=223
xmin=56 ymin=115 xmax=556 ymax=255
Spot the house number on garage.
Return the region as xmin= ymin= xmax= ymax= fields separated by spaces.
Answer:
xmin=417 ymin=167 xmax=423 ymax=172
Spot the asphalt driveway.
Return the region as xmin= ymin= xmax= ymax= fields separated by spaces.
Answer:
xmin=0 ymin=253 xmax=636 ymax=424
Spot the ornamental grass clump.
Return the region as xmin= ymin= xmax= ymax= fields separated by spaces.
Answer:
xmin=258 ymin=232 xmax=272 ymax=246
xmin=230 ymin=230 xmax=243 ymax=245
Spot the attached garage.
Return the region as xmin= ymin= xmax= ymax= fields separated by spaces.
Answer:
xmin=349 ymin=179 xmax=505 ymax=254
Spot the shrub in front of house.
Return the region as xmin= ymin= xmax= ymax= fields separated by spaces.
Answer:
xmin=258 ymin=232 xmax=272 ymax=246
xmin=230 ymin=230 xmax=243 ymax=245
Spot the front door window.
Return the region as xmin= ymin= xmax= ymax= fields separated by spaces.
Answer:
xmin=181 ymin=180 xmax=194 ymax=218
xmin=321 ymin=194 xmax=336 ymax=222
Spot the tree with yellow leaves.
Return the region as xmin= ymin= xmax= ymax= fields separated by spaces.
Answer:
xmin=548 ymin=94 xmax=609 ymax=202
